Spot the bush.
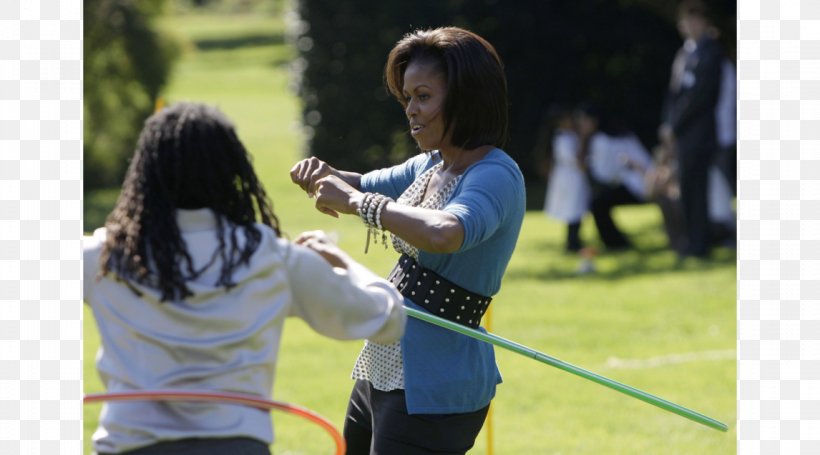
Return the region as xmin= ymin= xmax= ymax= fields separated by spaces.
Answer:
xmin=84 ymin=0 xmax=179 ymax=190
xmin=170 ymin=0 xmax=284 ymax=15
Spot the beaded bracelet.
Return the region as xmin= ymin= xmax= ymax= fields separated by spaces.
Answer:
xmin=358 ymin=192 xmax=375 ymax=223
xmin=374 ymin=196 xmax=390 ymax=231
xmin=359 ymin=192 xmax=377 ymax=253
xmin=366 ymin=194 xmax=380 ymax=227
xmin=374 ymin=196 xmax=391 ymax=248
xmin=358 ymin=192 xmax=394 ymax=253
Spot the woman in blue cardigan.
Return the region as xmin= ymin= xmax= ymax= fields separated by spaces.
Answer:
xmin=290 ymin=26 xmax=525 ymax=454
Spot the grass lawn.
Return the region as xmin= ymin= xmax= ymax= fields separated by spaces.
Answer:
xmin=83 ymin=10 xmax=737 ymax=454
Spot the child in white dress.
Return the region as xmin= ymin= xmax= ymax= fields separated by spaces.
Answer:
xmin=545 ymin=108 xmax=590 ymax=252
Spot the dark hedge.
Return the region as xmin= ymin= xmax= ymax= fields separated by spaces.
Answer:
xmin=289 ymin=0 xmax=696 ymax=180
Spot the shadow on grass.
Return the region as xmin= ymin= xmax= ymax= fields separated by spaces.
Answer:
xmin=194 ymin=33 xmax=284 ymax=51
xmin=507 ymin=244 xmax=736 ymax=283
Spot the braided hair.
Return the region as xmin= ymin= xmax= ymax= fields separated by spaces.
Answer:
xmin=99 ymin=102 xmax=281 ymax=302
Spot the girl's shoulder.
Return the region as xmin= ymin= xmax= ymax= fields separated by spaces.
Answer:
xmin=254 ymin=223 xmax=289 ymax=252
xmin=83 ymin=227 xmax=107 ymax=255
xmin=554 ymin=132 xmax=579 ymax=149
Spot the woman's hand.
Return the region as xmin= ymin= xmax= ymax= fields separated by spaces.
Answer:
xmin=313 ymin=175 xmax=363 ymax=218
xmin=290 ymin=157 xmax=338 ymax=196
xmin=295 ymin=230 xmax=350 ymax=269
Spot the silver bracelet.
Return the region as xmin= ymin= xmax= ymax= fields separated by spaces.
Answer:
xmin=375 ymin=197 xmax=391 ymax=231
xmin=366 ymin=194 xmax=381 ymax=227
xmin=359 ymin=192 xmax=375 ymax=225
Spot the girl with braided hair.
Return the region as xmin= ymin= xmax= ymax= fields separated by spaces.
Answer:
xmin=83 ymin=102 xmax=406 ymax=455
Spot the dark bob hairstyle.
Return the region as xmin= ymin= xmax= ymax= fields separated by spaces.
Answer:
xmin=384 ymin=26 xmax=509 ymax=151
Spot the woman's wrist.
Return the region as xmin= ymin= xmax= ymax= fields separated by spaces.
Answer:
xmin=338 ymin=170 xmax=363 ymax=190
xmin=352 ymin=192 xmax=368 ymax=217
xmin=355 ymin=192 xmax=395 ymax=253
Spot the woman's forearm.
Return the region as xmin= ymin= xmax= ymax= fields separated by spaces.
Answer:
xmin=311 ymin=174 xmax=464 ymax=253
xmin=376 ymin=202 xmax=464 ymax=254
xmin=337 ymin=170 xmax=363 ymax=190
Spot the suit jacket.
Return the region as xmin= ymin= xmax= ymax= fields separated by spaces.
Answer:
xmin=661 ymin=36 xmax=723 ymax=168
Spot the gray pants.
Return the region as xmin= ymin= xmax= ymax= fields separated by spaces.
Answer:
xmin=98 ymin=437 xmax=270 ymax=455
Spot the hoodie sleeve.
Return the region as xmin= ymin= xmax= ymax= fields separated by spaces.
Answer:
xmin=285 ymin=243 xmax=406 ymax=344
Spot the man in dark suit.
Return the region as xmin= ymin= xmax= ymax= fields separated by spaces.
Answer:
xmin=659 ymin=0 xmax=723 ymax=259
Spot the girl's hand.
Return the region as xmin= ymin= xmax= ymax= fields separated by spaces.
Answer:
xmin=290 ymin=157 xmax=338 ymax=196
xmin=313 ymin=175 xmax=364 ymax=218
xmin=295 ymin=230 xmax=350 ymax=269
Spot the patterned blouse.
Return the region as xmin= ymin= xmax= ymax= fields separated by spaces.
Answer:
xmin=352 ymin=161 xmax=463 ymax=391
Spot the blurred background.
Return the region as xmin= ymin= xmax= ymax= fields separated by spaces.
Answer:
xmin=83 ymin=1 xmax=737 ymax=454
xmin=84 ymin=0 xmax=736 ymax=214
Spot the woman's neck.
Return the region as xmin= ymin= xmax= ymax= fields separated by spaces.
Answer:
xmin=437 ymin=144 xmax=494 ymax=174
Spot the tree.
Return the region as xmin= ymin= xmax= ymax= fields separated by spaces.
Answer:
xmin=84 ymin=0 xmax=179 ymax=190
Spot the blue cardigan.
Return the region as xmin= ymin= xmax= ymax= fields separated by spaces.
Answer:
xmin=360 ymin=149 xmax=526 ymax=413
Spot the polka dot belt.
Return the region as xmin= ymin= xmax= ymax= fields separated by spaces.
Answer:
xmin=387 ymin=254 xmax=492 ymax=329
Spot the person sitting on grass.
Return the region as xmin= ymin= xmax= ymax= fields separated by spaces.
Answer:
xmin=577 ymin=103 xmax=652 ymax=251
xmin=83 ymin=102 xmax=406 ymax=455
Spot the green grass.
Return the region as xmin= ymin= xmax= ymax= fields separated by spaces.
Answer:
xmin=84 ymin=10 xmax=736 ymax=454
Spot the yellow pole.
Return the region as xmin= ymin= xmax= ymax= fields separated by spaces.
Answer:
xmin=485 ymin=305 xmax=494 ymax=455
xmin=154 ymin=96 xmax=165 ymax=113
